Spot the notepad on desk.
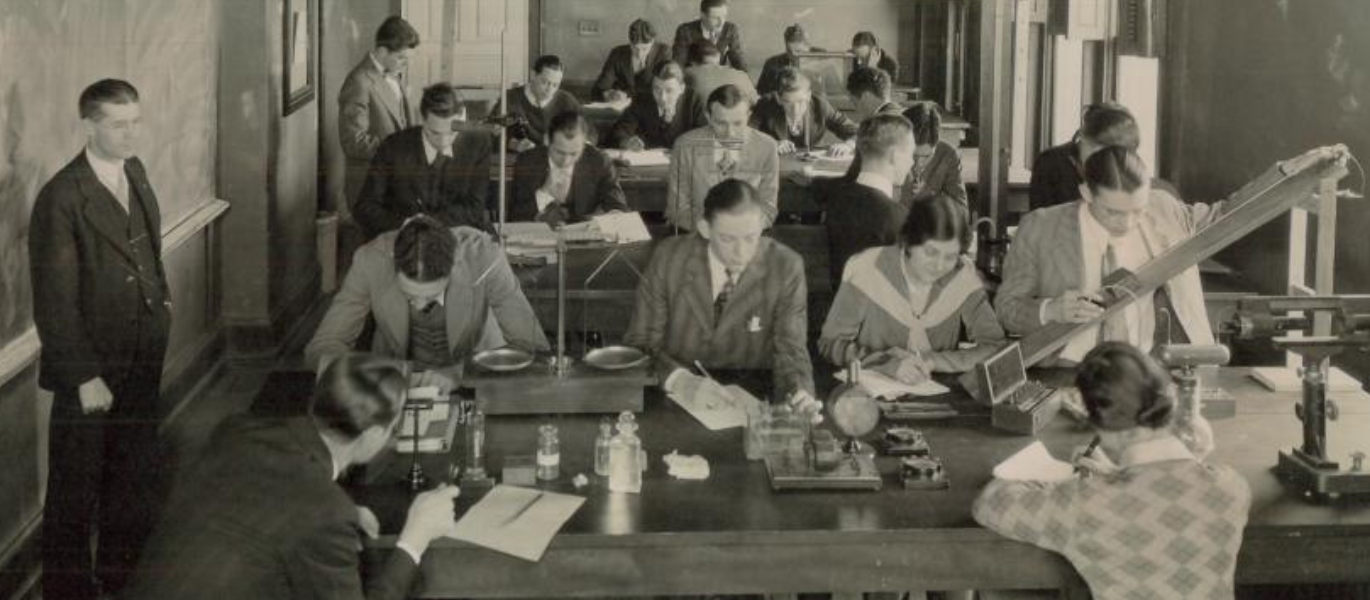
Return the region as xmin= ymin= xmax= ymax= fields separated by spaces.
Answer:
xmin=993 ymin=441 xmax=1076 ymax=483
xmin=834 ymin=370 xmax=949 ymax=399
xmin=452 ymin=485 xmax=585 ymax=562
xmin=669 ymin=384 xmax=759 ymax=431
xmin=607 ymin=148 xmax=671 ymax=167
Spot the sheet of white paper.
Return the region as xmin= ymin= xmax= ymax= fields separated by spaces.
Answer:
xmin=584 ymin=98 xmax=632 ymax=112
xmin=607 ymin=148 xmax=672 ymax=167
xmin=993 ymin=441 xmax=1076 ymax=482
xmin=668 ymin=384 xmax=759 ymax=430
xmin=592 ymin=211 xmax=652 ymax=243
xmin=451 ymin=485 xmax=585 ymax=562
xmin=834 ymin=370 xmax=949 ymax=398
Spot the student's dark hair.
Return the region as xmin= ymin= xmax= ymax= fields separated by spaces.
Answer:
xmin=1075 ymin=341 xmax=1175 ymax=431
xmin=845 ymin=67 xmax=891 ymax=101
xmin=899 ymin=194 xmax=971 ymax=254
xmin=310 ymin=353 xmax=406 ymax=439
xmin=79 ymin=79 xmax=139 ymax=120
xmin=690 ymin=40 xmax=722 ymax=65
xmin=852 ymin=31 xmax=879 ymax=48
xmin=707 ymin=84 xmax=749 ymax=112
xmin=375 ymin=16 xmax=420 ymax=52
xmin=547 ymin=110 xmax=589 ymax=141
xmin=419 ymin=83 xmax=466 ymax=119
xmin=628 ymin=19 xmax=657 ymax=44
xmin=783 ymin=24 xmax=808 ymax=44
xmin=394 ymin=215 xmax=457 ymax=283
xmin=775 ymin=67 xmax=809 ymax=95
xmin=902 ymin=102 xmax=942 ymax=147
xmin=654 ymin=61 xmax=685 ymax=82
xmin=533 ymin=55 xmax=565 ymax=74
xmin=856 ymin=113 xmax=912 ymax=161
xmin=1083 ymin=145 xmax=1149 ymax=194
xmin=1078 ymin=102 xmax=1139 ymax=149
xmin=703 ymin=178 xmax=762 ymax=222
xmin=700 ymin=0 xmax=728 ymax=13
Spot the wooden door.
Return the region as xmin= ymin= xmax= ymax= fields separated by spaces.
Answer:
xmin=403 ymin=0 xmax=529 ymax=107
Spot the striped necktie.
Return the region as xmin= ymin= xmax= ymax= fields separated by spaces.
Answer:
xmin=715 ymin=268 xmax=737 ymax=321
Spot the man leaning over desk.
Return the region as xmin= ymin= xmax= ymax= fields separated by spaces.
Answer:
xmin=625 ymin=179 xmax=820 ymax=414
xmin=667 ymin=84 xmax=779 ymax=231
xmin=510 ymin=110 xmax=628 ymax=225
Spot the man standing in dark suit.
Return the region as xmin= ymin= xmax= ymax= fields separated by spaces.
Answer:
xmin=125 ymin=354 xmax=463 ymax=600
xmin=592 ymin=18 xmax=673 ymax=103
xmin=511 ymin=111 xmax=628 ymax=224
xmin=28 ymin=79 xmax=172 ymax=600
xmin=610 ymin=62 xmax=704 ymax=150
xmin=625 ymin=179 xmax=820 ymax=415
xmin=339 ymin=16 xmax=422 ymax=211
xmin=354 ymin=83 xmax=493 ymax=239
xmin=815 ymin=113 xmax=913 ymax=282
xmin=673 ymin=0 xmax=746 ymax=71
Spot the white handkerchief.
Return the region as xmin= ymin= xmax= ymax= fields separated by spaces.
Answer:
xmin=663 ymin=450 xmax=711 ymax=479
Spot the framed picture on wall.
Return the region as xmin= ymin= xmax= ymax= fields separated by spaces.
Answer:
xmin=283 ymin=0 xmax=316 ymax=115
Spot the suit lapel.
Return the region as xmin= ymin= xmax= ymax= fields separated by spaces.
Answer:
xmin=128 ymin=162 xmax=162 ymax=255
xmin=444 ymin=259 xmax=477 ymax=353
xmin=1059 ymin=203 xmax=1085 ymax=288
xmin=376 ymin=279 xmax=411 ymax=355
xmin=367 ymin=64 xmax=406 ymax=131
xmin=74 ymin=155 xmax=137 ymax=265
xmin=718 ymin=240 xmax=771 ymax=327
xmin=681 ymin=239 xmax=715 ymax=330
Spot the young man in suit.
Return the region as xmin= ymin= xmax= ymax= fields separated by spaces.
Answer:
xmin=625 ymin=179 xmax=820 ymax=415
xmin=683 ymin=41 xmax=757 ymax=110
xmin=815 ymin=113 xmax=913 ymax=282
xmin=673 ymin=0 xmax=746 ymax=71
xmin=592 ymin=18 xmax=672 ymax=103
xmin=339 ymin=16 xmax=422 ymax=209
xmin=851 ymin=31 xmax=899 ymax=82
xmin=28 ymin=78 xmax=172 ymax=600
xmin=996 ymin=147 xmax=1225 ymax=365
xmin=667 ymin=84 xmax=778 ymax=231
xmin=751 ymin=67 xmax=858 ymax=156
xmin=846 ymin=66 xmax=903 ymax=121
xmin=353 ymin=83 xmax=493 ymax=239
xmin=306 ymin=216 xmax=549 ymax=393
xmin=510 ymin=111 xmax=629 ymax=224
xmin=610 ymin=61 xmax=705 ymax=150
xmin=757 ymin=24 xmax=814 ymax=97
xmin=505 ymin=55 xmax=582 ymax=152
xmin=125 ymin=354 xmax=465 ymax=600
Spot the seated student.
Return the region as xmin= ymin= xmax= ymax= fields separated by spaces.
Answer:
xmin=1028 ymin=101 xmax=1180 ymax=210
xmin=610 ymin=61 xmax=705 ymax=150
xmin=847 ymin=66 xmax=903 ymax=121
xmin=751 ymin=67 xmax=858 ymax=156
xmin=995 ymin=146 xmax=1224 ymax=366
xmin=306 ymin=216 xmax=549 ymax=392
xmin=851 ymin=31 xmax=899 ymax=82
xmin=815 ymin=113 xmax=913 ymax=283
xmin=684 ymin=40 xmax=758 ymax=110
xmin=354 ymin=83 xmax=492 ymax=239
xmin=625 ymin=179 xmax=819 ymax=414
xmin=973 ymin=341 xmax=1251 ymax=600
xmin=510 ymin=111 xmax=628 ymax=224
xmin=668 ymin=84 xmax=779 ymax=230
xmin=592 ymin=18 xmax=672 ymax=103
xmin=899 ymin=101 xmax=967 ymax=208
xmin=125 ymin=353 xmax=466 ymax=600
xmin=673 ymin=0 xmax=746 ymax=70
xmin=757 ymin=24 xmax=815 ymax=97
xmin=505 ymin=55 xmax=581 ymax=152
xmin=820 ymin=195 xmax=1005 ymax=382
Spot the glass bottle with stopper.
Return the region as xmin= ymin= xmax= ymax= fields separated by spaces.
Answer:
xmin=458 ymin=400 xmax=493 ymax=488
xmin=594 ymin=417 xmax=613 ymax=477
xmin=537 ymin=424 xmax=561 ymax=481
xmin=609 ymin=411 xmax=643 ymax=493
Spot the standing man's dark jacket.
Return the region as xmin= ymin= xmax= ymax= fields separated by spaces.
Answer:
xmin=815 ymin=175 xmax=909 ymax=282
xmin=125 ymin=415 xmax=420 ymax=600
xmin=672 ymin=20 xmax=746 ymax=70
xmin=509 ymin=144 xmax=629 ymax=223
xmin=354 ymin=126 xmax=492 ymax=238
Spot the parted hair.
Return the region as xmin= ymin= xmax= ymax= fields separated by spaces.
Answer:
xmin=419 ymin=83 xmax=467 ymax=119
xmin=700 ymin=0 xmax=728 ymax=12
xmin=1075 ymin=341 xmax=1176 ymax=431
xmin=690 ymin=40 xmax=722 ymax=65
xmin=1078 ymin=101 xmax=1139 ymax=149
xmin=375 ymin=16 xmax=420 ymax=52
xmin=899 ymin=194 xmax=971 ymax=254
xmin=533 ymin=55 xmax=565 ymax=74
xmin=79 ymin=79 xmax=139 ymax=120
xmin=394 ymin=215 xmax=457 ymax=283
xmin=707 ymin=84 xmax=750 ymax=112
xmin=856 ymin=113 xmax=913 ymax=161
xmin=845 ymin=67 xmax=891 ymax=101
xmin=1083 ymin=145 xmax=1149 ymax=194
xmin=902 ymin=102 xmax=942 ymax=147
xmin=703 ymin=179 xmax=762 ymax=222
xmin=654 ymin=61 xmax=685 ymax=82
xmin=548 ymin=110 xmax=589 ymax=141
xmin=851 ymin=31 xmax=879 ymax=48
xmin=310 ymin=353 xmax=407 ymax=439
xmin=628 ymin=19 xmax=657 ymax=43
xmin=775 ymin=67 xmax=810 ymax=95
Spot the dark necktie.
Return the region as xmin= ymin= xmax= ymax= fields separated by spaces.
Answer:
xmin=1100 ymin=243 xmax=1130 ymax=342
xmin=714 ymin=268 xmax=737 ymax=321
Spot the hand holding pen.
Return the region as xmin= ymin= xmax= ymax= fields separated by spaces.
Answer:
xmin=1072 ymin=436 xmax=1117 ymax=477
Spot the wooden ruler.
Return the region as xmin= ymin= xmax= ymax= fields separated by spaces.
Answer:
xmin=960 ymin=145 xmax=1351 ymax=401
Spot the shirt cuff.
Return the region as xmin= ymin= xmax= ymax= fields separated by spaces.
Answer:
xmin=663 ymin=368 xmax=690 ymax=393
xmin=396 ymin=541 xmax=425 ymax=564
xmin=534 ymin=189 xmax=557 ymax=213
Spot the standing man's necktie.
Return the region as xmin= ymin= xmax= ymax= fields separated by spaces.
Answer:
xmin=1100 ymin=243 xmax=1130 ymax=342
xmin=715 ymin=268 xmax=737 ymax=321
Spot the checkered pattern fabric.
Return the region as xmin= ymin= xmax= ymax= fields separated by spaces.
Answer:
xmin=973 ymin=460 xmax=1251 ymax=600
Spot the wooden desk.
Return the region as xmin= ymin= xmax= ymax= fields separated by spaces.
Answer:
xmin=250 ymin=369 xmax=1370 ymax=597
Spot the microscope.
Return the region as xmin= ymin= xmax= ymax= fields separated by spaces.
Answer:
xmin=1223 ymin=295 xmax=1370 ymax=500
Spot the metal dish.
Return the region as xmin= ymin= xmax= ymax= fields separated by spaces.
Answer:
xmin=471 ymin=347 xmax=535 ymax=372
xmin=583 ymin=345 xmax=650 ymax=371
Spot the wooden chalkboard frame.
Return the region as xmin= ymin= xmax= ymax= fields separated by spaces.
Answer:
xmin=282 ymin=0 xmax=317 ymax=116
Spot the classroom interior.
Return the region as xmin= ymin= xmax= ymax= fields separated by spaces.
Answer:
xmin=1 ymin=0 xmax=1369 ymax=599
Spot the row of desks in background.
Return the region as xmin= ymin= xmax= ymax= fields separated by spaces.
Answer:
xmin=248 ymin=368 xmax=1370 ymax=597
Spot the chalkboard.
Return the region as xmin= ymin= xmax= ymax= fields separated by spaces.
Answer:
xmin=0 ymin=0 xmax=218 ymax=349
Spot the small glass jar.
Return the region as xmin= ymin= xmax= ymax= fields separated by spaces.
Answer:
xmin=536 ymin=424 xmax=560 ymax=481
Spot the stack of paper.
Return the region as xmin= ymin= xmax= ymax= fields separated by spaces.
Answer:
xmin=607 ymin=148 xmax=671 ymax=167
xmin=451 ymin=485 xmax=585 ymax=562
xmin=992 ymin=441 xmax=1076 ymax=482
xmin=834 ymin=370 xmax=949 ymax=399
xmin=591 ymin=211 xmax=652 ymax=243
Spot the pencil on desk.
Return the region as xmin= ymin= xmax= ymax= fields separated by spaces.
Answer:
xmin=501 ymin=491 xmax=543 ymax=526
